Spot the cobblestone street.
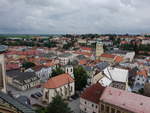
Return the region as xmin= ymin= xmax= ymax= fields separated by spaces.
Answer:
xmin=68 ymin=98 xmax=80 ymax=113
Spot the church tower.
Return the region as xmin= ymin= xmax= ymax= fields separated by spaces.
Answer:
xmin=96 ymin=42 xmax=104 ymax=59
xmin=65 ymin=65 xmax=74 ymax=78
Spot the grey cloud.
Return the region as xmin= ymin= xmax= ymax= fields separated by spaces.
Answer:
xmin=0 ymin=0 xmax=150 ymax=34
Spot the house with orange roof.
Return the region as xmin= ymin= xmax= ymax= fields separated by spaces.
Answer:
xmin=100 ymin=53 xmax=116 ymax=63
xmin=79 ymin=59 xmax=88 ymax=65
xmin=80 ymin=47 xmax=92 ymax=53
xmin=114 ymin=56 xmax=124 ymax=63
xmin=42 ymin=73 xmax=75 ymax=103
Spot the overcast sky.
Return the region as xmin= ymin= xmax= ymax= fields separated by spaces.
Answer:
xmin=0 ymin=0 xmax=150 ymax=34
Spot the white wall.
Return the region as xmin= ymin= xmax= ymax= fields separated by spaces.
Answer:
xmin=0 ymin=54 xmax=6 ymax=93
xmin=80 ymin=98 xmax=99 ymax=113
xmin=43 ymin=82 xmax=75 ymax=103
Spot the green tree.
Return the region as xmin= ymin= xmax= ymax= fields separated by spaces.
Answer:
xmin=51 ymin=66 xmax=65 ymax=77
xmin=36 ymin=107 xmax=47 ymax=113
xmin=46 ymin=95 xmax=73 ymax=113
xmin=22 ymin=62 xmax=35 ymax=69
xmin=74 ymin=66 xmax=88 ymax=90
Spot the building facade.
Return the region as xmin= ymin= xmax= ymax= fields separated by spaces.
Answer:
xmin=42 ymin=73 xmax=75 ymax=103
xmin=99 ymin=87 xmax=150 ymax=113
xmin=0 ymin=54 xmax=6 ymax=93
xmin=6 ymin=70 xmax=40 ymax=91
xmin=80 ymin=83 xmax=105 ymax=113
xmin=96 ymin=42 xmax=104 ymax=59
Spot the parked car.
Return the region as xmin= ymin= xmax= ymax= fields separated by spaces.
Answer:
xmin=37 ymin=92 xmax=43 ymax=97
xmin=31 ymin=94 xmax=38 ymax=99
xmin=34 ymin=92 xmax=41 ymax=97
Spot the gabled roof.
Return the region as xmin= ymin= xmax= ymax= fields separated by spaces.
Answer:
xmin=114 ymin=56 xmax=124 ymax=63
xmin=6 ymin=63 xmax=20 ymax=71
xmin=100 ymin=87 xmax=150 ymax=113
xmin=6 ymin=70 xmax=38 ymax=85
xmin=137 ymin=69 xmax=148 ymax=78
xmin=103 ymin=67 xmax=128 ymax=83
xmin=81 ymin=47 xmax=92 ymax=51
xmin=44 ymin=73 xmax=74 ymax=89
xmin=80 ymin=83 xmax=105 ymax=104
xmin=0 ymin=92 xmax=35 ymax=113
xmin=100 ymin=53 xmax=116 ymax=59
xmin=79 ymin=60 xmax=87 ymax=65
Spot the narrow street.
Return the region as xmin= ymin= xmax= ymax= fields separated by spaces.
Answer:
xmin=68 ymin=98 xmax=80 ymax=113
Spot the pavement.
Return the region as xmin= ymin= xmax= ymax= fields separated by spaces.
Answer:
xmin=6 ymin=85 xmax=45 ymax=107
xmin=7 ymin=85 xmax=81 ymax=111
xmin=68 ymin=98 xmax=80 ymax=113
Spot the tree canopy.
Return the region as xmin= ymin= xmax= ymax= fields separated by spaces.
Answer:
xmin=37 ymin=95 xmax=73 ymax=113
xmin=22 ymin=61 xmax=35 ymax=69
xmin=51 ymin=66 xmax=65 ymax=77
xmin=74 ymin=66 xmax=88 ymax=90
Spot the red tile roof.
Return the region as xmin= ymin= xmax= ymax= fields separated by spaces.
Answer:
xmin=44 ymin=73 xmax=74 ymax=89
xmin=80 ymin=83 xmax=105 ymax=104
xmin=74 ymin=51 xmax=92 ymax=57
xmin=79 ymin=60 xmax=87 ymax=65
xmin=114 ymin=56 xmax=124 ymax=63
xmin=6 ymin=50 xmax=42 ymax=56
xmin=120 ymin=41 xmax=129 ymax=44
xmin=101 ymin=53 xmax=116 ymax=59
xmin=137 ymin=70 xmax=148 ymax=78
xmin=6 ymin=63 xmax=20 ymax=71
xmin=81 ymin=47 xmax=92 ymax=51
xmin=44 ymin=62 xmax=56 ymax=67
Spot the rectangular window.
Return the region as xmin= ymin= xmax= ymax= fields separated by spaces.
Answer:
xmin=116 ymin=110 xmax=121 ymax=113
xmin=106 ymin=106 xmax=110 ymax=112
xmin=111 ymin=108 xmax=115 ymax=113
xmin=101 ymin=104 xmax=104 ymax=111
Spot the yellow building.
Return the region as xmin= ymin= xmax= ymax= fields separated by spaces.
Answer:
xmin=96 ymin=42 xmax=104 ymax=59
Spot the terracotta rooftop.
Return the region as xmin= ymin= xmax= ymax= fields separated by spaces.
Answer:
xmin=79 ymin=60 xmax=87 ymax=65
xmin=114 ymin=56 xmax=124 ymax=63
xmin=74 ymin=51 xmax=92 ymax=57
xmin=80 ymin=83 xmax=105 ymax=104
xmin=137 ymin=70 xmax=148 ymax=78
xmin=100 ymin=53 xmax=116 ymax=59
xmin=81 ymin=47 xmax=92 ymax=51
xmin=100 ymin=87 xmax=150 ymax=113
xmin=6 ymin=63 xmax=20 ymax=71
xmin=44 ymin=73 xmax=74 ymax=89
